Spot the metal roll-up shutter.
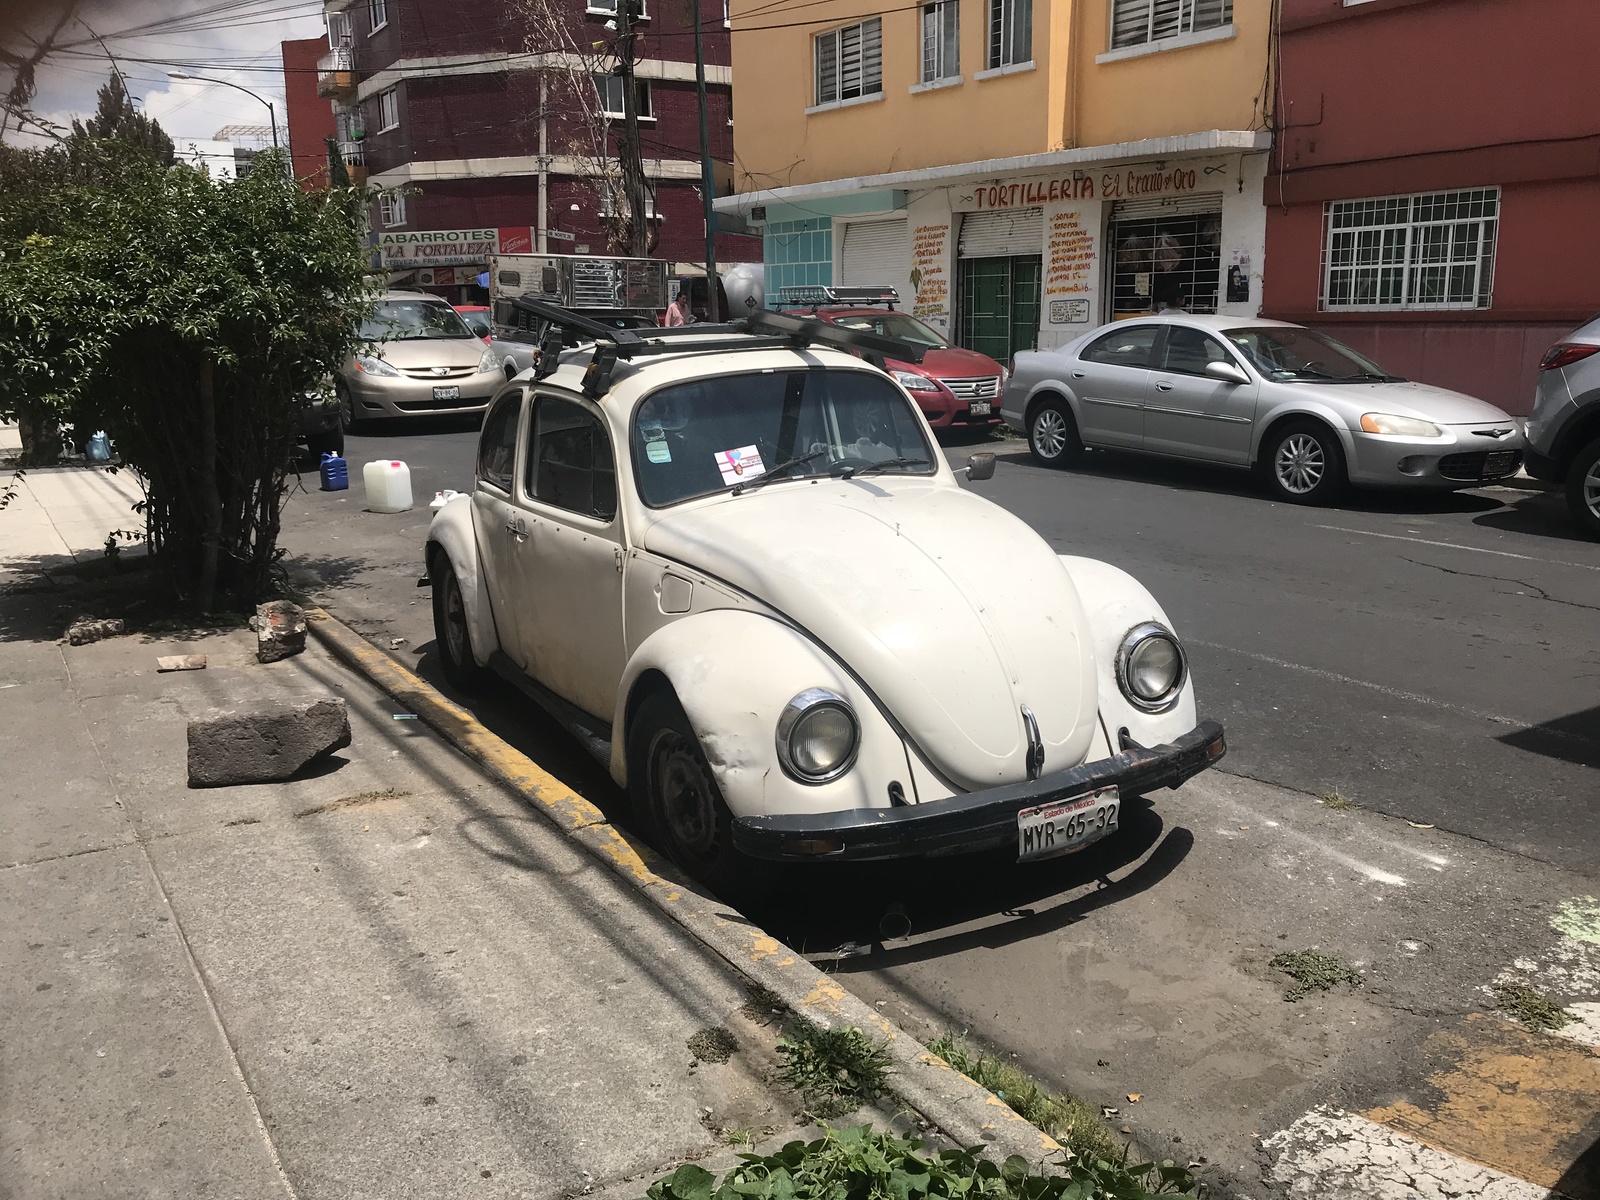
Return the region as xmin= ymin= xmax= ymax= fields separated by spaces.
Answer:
xmin=957 ymin=208 xmax=1043 ymax=259
xmin=1109 ymin=192 xmax=1224 ymax=222
xmin=839 ymin=219 xmax=910 ymax=293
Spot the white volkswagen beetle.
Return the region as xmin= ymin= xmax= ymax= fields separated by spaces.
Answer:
xmin=425 ymin=304 xmax=1226 ymax=891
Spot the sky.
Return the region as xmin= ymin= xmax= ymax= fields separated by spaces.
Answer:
xmin=2 ymin=0 xmax=325 ymax=148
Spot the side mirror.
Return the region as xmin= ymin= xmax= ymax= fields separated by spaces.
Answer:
xmin=1205 ymin=360 xmax=1251 ymax=385
xmin=965 ymin=452 xmax=996 ymax=481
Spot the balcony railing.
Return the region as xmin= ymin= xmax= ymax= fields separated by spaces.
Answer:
xmin=316 ymin=44 xmax=355 ymax=98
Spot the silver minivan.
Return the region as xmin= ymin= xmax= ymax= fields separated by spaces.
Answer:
xmin=1524 ymin=314 xmax=1600 ymax=539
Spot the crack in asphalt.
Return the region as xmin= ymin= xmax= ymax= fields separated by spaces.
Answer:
xmin=1400 ymin=556 xmax=1600 ymax=613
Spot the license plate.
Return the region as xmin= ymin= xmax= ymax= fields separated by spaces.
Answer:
xmin=433 ymin=385 xmax=461 ymax=401
xmin=1017 ymin=786 xmax=1119 ymax=862
xmin=969 ymin=401 xmax=992 ymax=416
xmin=1484 ymin=450 xmax=1518 ymax=476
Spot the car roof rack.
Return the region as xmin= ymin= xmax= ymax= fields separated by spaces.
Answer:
xmin=776 ymin=284 xmax=900 ymax=311
xmin=509 ymin=296 xmax=926 ymax=398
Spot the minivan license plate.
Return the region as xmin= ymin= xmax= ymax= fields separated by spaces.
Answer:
xmin=433 ymin=385 xmax=461 ymax=401
xmin=1017 ymin=787 xmax=1119 ymax=862
xmin=969 ymin=401 xmax=992 ymax=416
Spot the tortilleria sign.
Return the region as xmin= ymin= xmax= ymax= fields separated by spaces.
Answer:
xmin=378 ymin=226 xmax=533 ymax=267
xmin=965 ymin=161 xmax=1211 ymax=210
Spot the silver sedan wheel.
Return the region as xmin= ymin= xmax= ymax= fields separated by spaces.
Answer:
xmin=1032 ymin=408 xmax=1069 ymax=459
xmin=1585 ymin=459 xmax=1600 ymax=519
xmin=1275 ymin=433 xmax=1326 ymax=495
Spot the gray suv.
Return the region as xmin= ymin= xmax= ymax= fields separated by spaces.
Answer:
xmin=1525 ymin=315 xmax=1600 ymax=539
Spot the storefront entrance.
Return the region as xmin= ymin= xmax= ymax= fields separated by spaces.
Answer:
xmin=1107 ymin=195 xmax=1223 ymax=317
xmin=957 ymin=209 xmax=1043 ymax=364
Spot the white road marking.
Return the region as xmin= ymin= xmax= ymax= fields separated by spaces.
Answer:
xmin=1314 ymin=525 xmax=1600 ymax=572
xmin=1264 ymin=1107 xmax=1548 ymax=1199
xmin=1486 ymin=899 xmax=1600 ymax=1051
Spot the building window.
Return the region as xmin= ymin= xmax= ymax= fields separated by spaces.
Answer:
xmin=379 ymin=192 xmax=405 ymax=228
xmin=1110 ymin=0 xmax=1231 ymax=50
xmin=988 ymin=0 xmax=1032 ymax=68
xmin=599 ymin=187 xmax=659 ymax=219
xmin=586 ymin=0 xmax=649 ymax=17
xmin=765 ymin=217 xmax=833 ymax=299
xmin=814 ymin=18 xmax=882 ymax=107
xmin=375 ymin=87 xmax=399 ymax=132
xmin=593 ymin=75 xmax=653 ymax=121
xmin=1322 ymin=187 xmax=1500 ymax=311
xmin=922 ymin=0 xmax=959 ymax=82
xmin=723 ymin=0 xmax=731 ymax=27
xmin=327 ymin=11 xmax=352 ymax=45
xmin=368 ymin=0 xmax=388 ymax=33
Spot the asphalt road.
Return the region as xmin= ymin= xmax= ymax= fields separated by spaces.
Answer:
xmin=280 ymin=420 xmax=1600 ymax=1194
xmin=297 ymin=419 xmax=1600 ymax=875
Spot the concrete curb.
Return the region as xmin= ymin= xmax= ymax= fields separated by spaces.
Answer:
xmin=303 ymin=606 xmax=1064 ymax=1167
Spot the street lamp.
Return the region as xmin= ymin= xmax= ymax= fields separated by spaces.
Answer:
xmin=167 ymin=70 xmax=280 ymax=150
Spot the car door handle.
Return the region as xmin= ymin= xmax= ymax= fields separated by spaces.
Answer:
xmin=1071 ymin=371 xmax=1086 ymax=379
xmin=1155 ymin=381 xmax=1174 ymax=392
xmin=505 ymin=518 xmax=527 ymax=537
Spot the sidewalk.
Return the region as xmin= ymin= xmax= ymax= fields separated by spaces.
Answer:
xmin=0 ymin=600 xmax=815 ymax=1198
xmin=0 ymin=450 xmax=147 ymax=586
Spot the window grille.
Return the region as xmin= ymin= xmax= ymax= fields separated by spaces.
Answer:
xmin=1322 ymin=188 xmax=1499 ymax=311
xmin=1111 ymin=0 xmax=1231 ymax=49
xmin=988 ymin=0 xmax=1032 ymax=67
xmin=815 ymin=18 xmax=882 ymax=105
xmin=921 ymin=0 xmax=959 ymax=81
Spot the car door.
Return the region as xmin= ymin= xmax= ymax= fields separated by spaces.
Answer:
xmin=471 ymin=388 xmax=528 ymax=659
xmin=1071 ymin=324 xmax=1160 ymax=449
xmin=506 ymin=390 xmax=626 ymax=720
xmin=1142 ymin=325 xmax=1259 ymax=464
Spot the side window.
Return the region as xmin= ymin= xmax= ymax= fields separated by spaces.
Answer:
xmin=1160 ymin=327 xmax=1233 ymax=376
xmin=527 ymin=396 xmax=617 ymax=521
xmin=1081 ymin=325 xmax=1159 ymax=368
xmin=476 ymin=391 xmax=522 ymax=492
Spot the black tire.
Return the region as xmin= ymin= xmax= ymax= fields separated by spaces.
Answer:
xmin=336 ymin=382 xmax=366 ymax=435
xmin=627 ymin=690 xmax=762 ymax=896
xmin=1027 ymin=397 xmax=1084 ymax=468
xmin=431 ymin=552 xmax=492 ymax=693
xmin=1566 ymin=436 xmax=1600 ymax=540
xmin=1261 ymin=419 xmax=1348 ymax=505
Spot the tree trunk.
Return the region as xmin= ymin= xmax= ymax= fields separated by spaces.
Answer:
xmin=16 ymin=405 xmax=61 ymax=467
xmin=195 ymin=356 xmax=223 ymax=613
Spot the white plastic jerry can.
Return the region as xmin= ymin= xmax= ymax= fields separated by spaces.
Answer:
xmin=363 ymin=459 xmax=413 ymax=513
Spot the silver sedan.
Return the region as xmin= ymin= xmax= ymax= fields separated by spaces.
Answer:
xmin=1001 ymin=314 xmax=1526 ymax=504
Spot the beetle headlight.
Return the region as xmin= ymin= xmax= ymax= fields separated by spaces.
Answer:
xmin=776 ymin=688 xmax=859 ymax=783
xmin=1115 ymin=623 xmax=1187 ymax=711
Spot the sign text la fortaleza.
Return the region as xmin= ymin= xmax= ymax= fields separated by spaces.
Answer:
xmin=378 ymin=226 xmax=533 ymax=268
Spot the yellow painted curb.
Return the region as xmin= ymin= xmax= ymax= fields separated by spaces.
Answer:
xmin=304 ymin=605 xmax=1064 ymax=1165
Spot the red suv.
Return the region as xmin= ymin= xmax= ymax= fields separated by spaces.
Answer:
xmin=779 ymin=288 xmax=1005 ymax=429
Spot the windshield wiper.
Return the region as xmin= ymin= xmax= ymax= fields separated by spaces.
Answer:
xmin=838 ymin=456 xmax=930 ymax=479
xmin=1345 ymin=371 xmax=1404 ymax=382
xmin=730 ymin=447 xmax=830 ymax=496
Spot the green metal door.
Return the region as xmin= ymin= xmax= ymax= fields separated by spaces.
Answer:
xmin=959 ymin=256 xmax=1042 ymax=364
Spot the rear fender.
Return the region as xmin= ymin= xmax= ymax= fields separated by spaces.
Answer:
xmin=426 ymin=497 xmax=497 ymax=668
xmin=611 ymin=609 xmax=908 ymax=819
xmin=1058 ymin=556 xmax=1197 ymax=753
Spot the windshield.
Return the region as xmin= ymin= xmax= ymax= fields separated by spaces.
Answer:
xmin=457 ymin=309 xmax=492 ymax=338
xmin=830 ymin=312 xmax=947 ymax=347
xmin=633 ymin=368 xmax=936 ymax=507
xmin=1224 ymin=326 xmax=1402 ymax=382
xmin=360 ymin=300 xmax=475 ymax=341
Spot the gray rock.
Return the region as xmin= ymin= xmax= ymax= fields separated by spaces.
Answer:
xmin=65 ymin=616 xmax=125 ymax=645
xmin=187 ymin=698 xmax=351 ymax=787
xmin=256 ymin=600 xmax=307 ymax=663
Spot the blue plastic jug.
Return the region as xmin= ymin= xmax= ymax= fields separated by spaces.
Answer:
xmin=319 ymin=452 xmax=349 ymax=492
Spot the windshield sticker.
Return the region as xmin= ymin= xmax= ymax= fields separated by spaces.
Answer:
xmin=715 ymin=445 xmax=766 ymax=486
xmin=646 ymin=441 xmax=672 ymax=464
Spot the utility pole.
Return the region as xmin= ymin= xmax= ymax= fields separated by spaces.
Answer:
xmin=615 ymin=0 xmax=651 ymax=257
xmin=693 ymin=0 xmax=720 ymax=321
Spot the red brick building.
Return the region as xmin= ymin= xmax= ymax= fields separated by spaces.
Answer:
xmin=302 ymin=0 xmax=756 ymax=301
xmin=1263 ymin=0 xmax=1600 ymax=415
xmin=282 ymin=36 xmax=338 ymax=189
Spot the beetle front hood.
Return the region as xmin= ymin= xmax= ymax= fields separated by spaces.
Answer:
xmin=641 ymin=481 xmax=1100 ymax=791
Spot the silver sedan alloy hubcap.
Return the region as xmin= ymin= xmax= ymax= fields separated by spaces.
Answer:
xmin=1276 ymin=433 xmax=1326 ymax=495
xmin=1585 ymin=460 xmax=1600 ymax=519
xmin=1033 ymin=409 xmax=1067 ymax=458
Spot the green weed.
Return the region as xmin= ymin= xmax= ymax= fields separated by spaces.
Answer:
xmin=1318 ymin=792 xmax=1360 ymax=811
xmin=1269 ymin=949 xmax=1364 ymax=1002
xmin=775 ymin=1021 xmax=891 ymax=1119
xmin=1491 ymin=981 xmax=1573 ymax=1033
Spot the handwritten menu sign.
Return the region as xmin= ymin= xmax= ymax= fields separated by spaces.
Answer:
xmin=1045 ymin=208 xmax=1094 ymax=322
xmin=909 ymin=223 xmax=949 ymax=321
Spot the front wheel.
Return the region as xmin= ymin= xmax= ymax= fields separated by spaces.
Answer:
xmin=1566 ymin=436 xmax=1600 ymax=540
xmin=627 ymin=690 xmax=762 ymax=896
xmin=1262 ymin=420 xmax=1347 ymax=505
xmin=431 ymin=553 xmax=491 ymax=692
xmin=1028 ymin=398 xmax=1084 ymax=468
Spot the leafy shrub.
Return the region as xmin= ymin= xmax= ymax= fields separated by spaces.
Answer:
xmin=776 ymin=1021 xmax=892 ymax=1119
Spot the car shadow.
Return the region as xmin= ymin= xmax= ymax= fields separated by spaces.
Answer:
xmin=1472 ymin=491 xmax=1592 ymax=544
xmin=737 ymin=794 xmax=1189 ymax=964
xmin=998 ymin=447 xmax=1510 ymax=515
xmin=1497 ymin=704 xmax=1600 ymax=770
xmin=348 ymin=414 xmax=484 ymax=439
